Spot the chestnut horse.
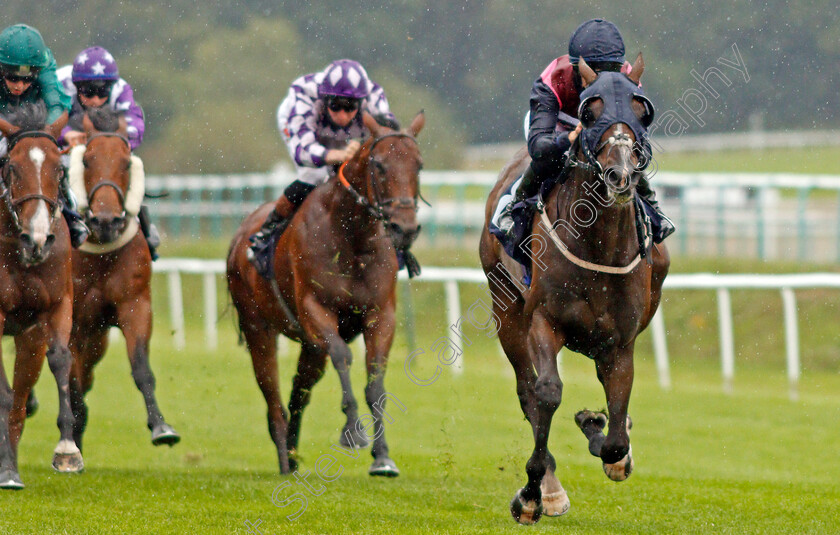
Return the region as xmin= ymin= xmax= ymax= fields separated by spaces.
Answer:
xmin=227 ymin=112 xmax=423 ymax=476
xmin=479 ymin=56 xmax=670 ymax=524
xmin=0 ymin=104 xmax=83 ymax=489
xmin=67 ymin=109 xmax=179 ymax=452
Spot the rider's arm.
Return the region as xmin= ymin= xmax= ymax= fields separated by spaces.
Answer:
xmin=278 ymin=79 xmax=329 ymax=168
xmin=364 ymin=81 xmax=398 ymax=128
xmin=36 ymin=50 xmax=72 ymax=124
xmin=112 ymin=79 xmax=145 ymax=150
xmin=527 ymin=79 xmax=573 ymax=172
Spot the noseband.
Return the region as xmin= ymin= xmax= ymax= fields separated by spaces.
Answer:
xmin=0 ymin=131 xmax=61 ymax=235
xmin=338 ymin=133 xmax=422 ymax=223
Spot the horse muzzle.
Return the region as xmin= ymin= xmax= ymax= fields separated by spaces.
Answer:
xmin=18 ymin=232 xmax=56 ymax=266
xmin=87 ymin=213 xmax=127 ymax=243
xmin=602 ymin=166 xmax=639 ymax=205
xmin=387 ymin=221 xmax=421 ymax=251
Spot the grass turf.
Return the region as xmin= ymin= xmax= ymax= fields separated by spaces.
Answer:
xmin=1 ymin=243 xmax=839 ymax=533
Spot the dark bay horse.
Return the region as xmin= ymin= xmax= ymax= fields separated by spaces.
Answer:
xmin=67 ymin=109 xmax=179 ymax=451
xmin=0 ymin=105 xmax=83 ymax=489
xmin=479 ymin=56 xmax=670 ymax=524
xmin=227 ymin=112 xmax=424 ymax=476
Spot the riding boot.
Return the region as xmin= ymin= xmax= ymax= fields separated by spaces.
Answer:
xmin=637 ymin=174 xmax=675 ymax=243
xmin=246 ymin=195 xmax=296 ymax=270
xmin=497 ymin=163 xmax=541 ymax=236
xmin=138 ymin=205 xmax=161 ymax=261
xmin=59 ymin=179 xmax=90 ymax=248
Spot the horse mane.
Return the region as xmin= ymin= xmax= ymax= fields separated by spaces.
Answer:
xmin=4 ymin=102 xmax=47 ymax=133
xmin=87 ymin=107 xmax=122 ymax=133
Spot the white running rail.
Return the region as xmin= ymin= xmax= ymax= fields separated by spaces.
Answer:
xmin=154 ymin=259 xmax=839 ymax=401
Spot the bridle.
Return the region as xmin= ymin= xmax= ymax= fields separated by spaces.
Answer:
xmin=0 ymin=131 xmax=62 ymax=235
xmin=83 ymin=132 xmax=130 ymax=217
xmin=337 ymin=132 xmax=427 ymax=223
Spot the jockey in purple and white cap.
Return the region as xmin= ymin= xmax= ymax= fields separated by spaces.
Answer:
xmin=247 ymin=59 xmax=397 ymax=271
xmin=277 ymin=58 xmax=396 ymax=182
xmin=57 ymin=46 xmax=160 ymax=259
xmin=56 ymin=46 xmax=145 ymax=151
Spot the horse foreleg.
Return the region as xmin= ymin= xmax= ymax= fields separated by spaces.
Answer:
xmin=593 ymin=343 xmax=635 ymax=482
xmin=116 ymin=297 xmax=179 ymax=447
xmin=68 ymin=329 xmax=109 ymax=451
xmin=242 ymin=320 xmax=290 ymax=474
xmin=362 ymin=307 xmax=399 ymax=477
xmin=299 ymin=296 xmax=367 ymax=449
xmin=0 ymin=327 xmax=25 ymax=489
xmin=35 ymin=301 xmax=84 ymax=473
xmin=510 ymin=312 xmax=565 ymax=525
xmin=286 ymin=341 xmax=329 ymax=470
xmin=494 ymin=303 xmax=570 ymax=517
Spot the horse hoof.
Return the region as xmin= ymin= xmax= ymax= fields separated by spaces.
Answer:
xmin=151 ymin=424 xmax=181 ymax=447
xmin=542 ymin=490 xmax=570 ymax=517
xmin=52 ymin=452 xmax=85 ymax=473
xmin=574 ymin=409 xmax=607 ymax=431
xmin=0 ymin=470 xmax=24 ymax=490
xmin=368 ymin=458 xmax=400 ymax=477
xmin=339 ymin=428 xmax=370 ymax=449
xmin=510 ymin=488 xmax=543 ymax=525
xmin=603 ymin=446 xmax=633 ymax=482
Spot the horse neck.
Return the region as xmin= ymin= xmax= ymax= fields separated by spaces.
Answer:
xmin=325 ymin=164 xmax=383 ymax=250
xmin=551 ymin=166 xmax=638 ymax=264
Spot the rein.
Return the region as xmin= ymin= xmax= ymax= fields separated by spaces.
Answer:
xmin=337 ymin=132 xmax=421 ymax=223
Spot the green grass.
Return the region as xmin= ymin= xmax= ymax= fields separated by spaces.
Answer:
xmin=3 ymin=325 xmax=840 ymax=534
xmin=2 ymin=245 xmax=839 ymax=533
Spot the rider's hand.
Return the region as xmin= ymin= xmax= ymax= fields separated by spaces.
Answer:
xmin=325 ymin=141 xmax=362 ymax=165
xmin=65 ymin=130 xmax=86 ymax=147
xmin=568 ymin=123 xmax=584 ymax=144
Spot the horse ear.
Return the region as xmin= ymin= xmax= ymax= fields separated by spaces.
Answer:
xmin=46 ymin=111 xmax=69 ymax=140
xmin=628 ymin=52 xmax=645 ymax=85
xmin=0 ymin=116 xmax=19 ymax=139
xmin=406 ymin=110 xmax=425 ymax=137
xmin=578 ymin=58 xmax=598 ymax=88
xmin=362 ymin=111 xmax=383 ymax=138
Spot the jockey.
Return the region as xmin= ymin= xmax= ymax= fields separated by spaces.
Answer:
xmin=57 ymin=46 xmax=160 ymax=260
xmin=248 ymin=59 xmax=397 ymax=268
xmin=0 ymin=24 xmax=90 ymax=248
xmin=498 ymin=18 xmax=674 ymax=242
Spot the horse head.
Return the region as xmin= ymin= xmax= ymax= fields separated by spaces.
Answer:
xmin=0 ymin=104 xmax=66 ymax=266
xmin=80 ymin=109 xmax=132 ymax=243
xmin=349 ymin=111 xmax=425 ymax=251
xmin=576 ymin=53 xmax=655 ymax=205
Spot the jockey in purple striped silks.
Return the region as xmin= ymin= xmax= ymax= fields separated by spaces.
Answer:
xmin=248 ymin=59 xmax=397 ymax=269
xmin=57 ymin=46 xmax=160 ymax=260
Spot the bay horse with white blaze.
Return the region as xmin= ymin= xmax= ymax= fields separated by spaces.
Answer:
xmin=227 ymin=112 xmax=423 ymax=476
xmin=479 ymin=55 xmax=670 ymax=524
xmin=0 ymin=104 xmax=83 ymax=489
xmin=67 ymin=109 xmax=180 ymax=452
